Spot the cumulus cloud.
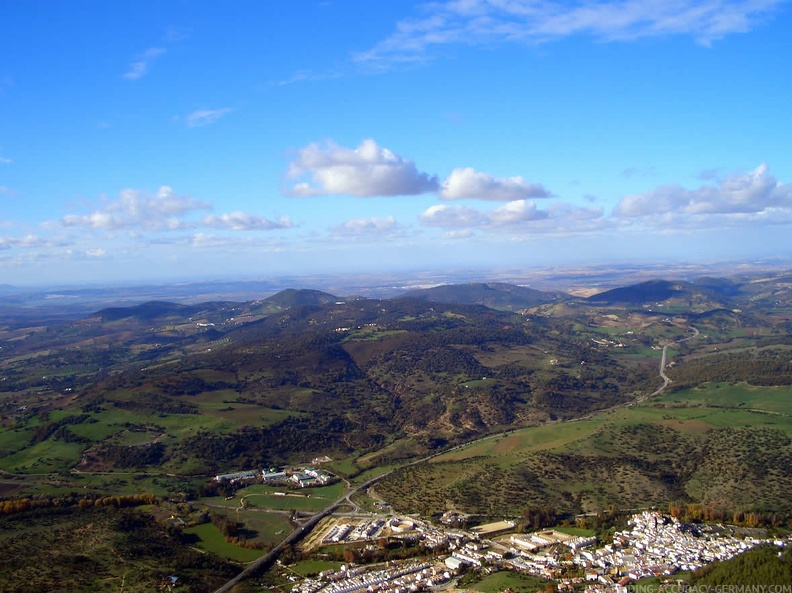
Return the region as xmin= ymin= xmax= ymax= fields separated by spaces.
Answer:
xmin=186 ymin=108 xmax=232 ymax=127
xmin=330 ymin=216 xmax=404 ymax=240
xmin=489 ymin=200 xmax=549 ymax=225
xmin=185 ymin=233 xmax=288 ymax=250
xmin=421 ymin=200 xmax=606 ymax=234
xmin=337 ymin=215 xmax=398 ymax=232
xmin=285 ymin=140 xmax=555 ymax=201
xmin=286 ymin=139 xmax=439 ymax=197
xmin=444 ymin=229 xmax=474 ymax=239
xmin=123 ymin=47 xmax=165 ymax=80
xmin=420 ymin=204 xmax=484 ymax=228
xmin=614 ymin=164 xmax=792 ymax=220
xmin=202 ymin=212 xmax=293 ymax=231
xmin=441 ymin=167 xmax=552 ymax=201
xmin=357 ymin=0 xmax=784 ymax=66
xmin=0 ymin=235 xmax=50 ymax=250
xmin=61 ymin=186 xmax=211 ymax=230
xmin=60 ymin=187 xmax=295 ymax=236
xmin=421 ymin=201 xmax=549 ymax=229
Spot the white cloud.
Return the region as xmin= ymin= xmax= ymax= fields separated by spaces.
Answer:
xmin=0 ymin=234 xmax=49 ymax=250
xmin=285 ymin=139 xmax=555 ymax=201
xmin=60 ymin=187 xmax=294 ymax=235
xmin=337 ymin=215 xmax=398 ymax=232
xmin=441 ymin=167 xmax=552 ymax=201
xmin=420 ymin=200 xmax=607 ymax=233
xmin=0 ymin=156 xmax=11 ymax=164
xmin=123 ymin=47 xmax=165 ymax=80
xmin=356 ymin=0 xmax=784 ymax=66
xmin=613 ymin=164 xmax=792 ymax=221
xmin=420 ymin=204 xmax=485 ymax=228
xmin=185 ymin=233 xmax=288 ymax=251
xmin=61 ymin=186 xmax=211 ymax=230
xmin=489 ymin=199 xmax=548 ymax=225
xmin=444 ymin=229 xmax=474 ymax=239
xmin=186 ymin=108 xmax=232 ymax=128
xmin=286 ymin=139 xmax=439 ymax=197
xmin=202 ymin=212 xmax=293 ymax=231
xmin=330 ymin=216 xmax=404 ymax=240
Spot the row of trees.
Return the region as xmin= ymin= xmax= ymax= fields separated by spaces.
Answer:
xmin=0 ymin=492 xmax=159 ymax=516
xmin=668 ymin=502 xmax=792 ymax=528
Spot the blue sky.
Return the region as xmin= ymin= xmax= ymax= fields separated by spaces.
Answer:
xmin=1 ymin=0 xmax=791 ymax=286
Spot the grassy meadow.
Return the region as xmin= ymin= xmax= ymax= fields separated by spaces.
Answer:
xmin=184 ymin=522 xmax=265 ymax=562
xmin=462 ymin=570 xmax=553 ymax=593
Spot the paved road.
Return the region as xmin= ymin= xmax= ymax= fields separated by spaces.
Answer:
xmin=647 ymin=326 xmax=700 ymax=399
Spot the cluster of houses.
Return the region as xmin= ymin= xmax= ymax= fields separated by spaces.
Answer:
xmin=510 ymin=530 xmax=597 ymax=553
xmin=310 ymin=515 xmax=466 ymax=555
xmin=576 ymin=511 xmax=789 ymax=591
xmin=437 ymin=511 xmax=789 ymax=589
xmin=290 ymin=562 xmax=451 ymax=593
xmin=322 ymin=520 xmax=386 ymax=544
xmin=213 ymin=466 xmax=334 ymax=488
xmin=293 ymin=511 xmax=789 ymax=593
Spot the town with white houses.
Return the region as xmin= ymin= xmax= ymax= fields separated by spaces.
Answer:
xmin=285 ymin=511 xmax=789 ymax=593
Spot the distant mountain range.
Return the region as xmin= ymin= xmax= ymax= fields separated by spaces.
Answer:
xmin=2 ymin=267 xmax=792 ymax=330
xmin=78 ymin=270 xmax=792 ymax=324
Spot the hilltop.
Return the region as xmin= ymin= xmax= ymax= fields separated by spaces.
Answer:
xmin=400 ymin=282 xmax=565 ymax=310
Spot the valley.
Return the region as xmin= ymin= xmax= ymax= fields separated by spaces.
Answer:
xmin=2 ymin=269 xmax=792 ymax=591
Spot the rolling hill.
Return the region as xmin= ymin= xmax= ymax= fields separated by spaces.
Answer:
xmin=3 ymin=270 xmax=792 ymax=514
xmin=400 ymin=282 xmax=566 ymax=310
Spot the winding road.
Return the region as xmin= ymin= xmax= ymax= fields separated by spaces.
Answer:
xmin=647 ymin=325 xmax=700 ymax=400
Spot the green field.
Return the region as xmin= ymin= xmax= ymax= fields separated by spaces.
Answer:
xmin=463 ymin=570 xmax=553 ymax=592
xmin=0 ymin=392 xmax=307 ymax=482
xmin=435 ymin=420 xmax=605 ymax=463
xmin=184 ymin=522 xmax=265 ymax=562
xmin=239 ymin=512 xmax=294 ymax=546
xmin=0 ymin=439 xmax=84 ymax=473
xmin=200 ymin=506 xmax=294 ymax=547
xmin=203 ymin=482 xmax=347 ymax=513
xmin=552 ymin=525 xmax=597 ymax=537
xmin=657 ymin=383 xmax=792 ymax=415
